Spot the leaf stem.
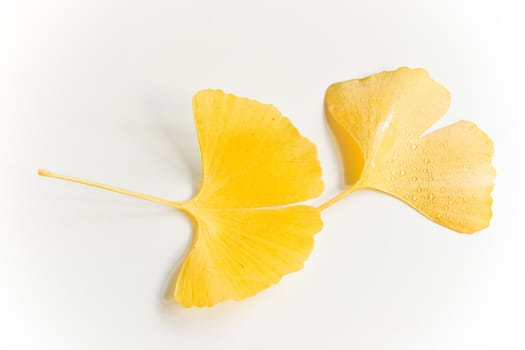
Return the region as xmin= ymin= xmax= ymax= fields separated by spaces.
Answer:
xmin=37 ymin=169 xmax=182 ymax=209
xmin=318 ymin=184 xmax=360 ymax=211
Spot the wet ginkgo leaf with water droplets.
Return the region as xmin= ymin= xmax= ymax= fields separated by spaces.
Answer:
xmin=324 ymin=67 xmax=495 ymax=233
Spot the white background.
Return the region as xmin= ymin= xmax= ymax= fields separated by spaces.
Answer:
xmin=2 ymin=1 xmax=524 ymax=349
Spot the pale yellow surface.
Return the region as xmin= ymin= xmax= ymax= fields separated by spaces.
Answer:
xmin=324 ymin=67 xmax=495 ymax=233
xmin=169 ymin=90 xmax=324 ymax=306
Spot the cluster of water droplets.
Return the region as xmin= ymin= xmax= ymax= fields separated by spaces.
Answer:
xmin=382 ymin=141 xmax=456 ymax=220
xmin=374 ymin=126 xmax=478 ymax=227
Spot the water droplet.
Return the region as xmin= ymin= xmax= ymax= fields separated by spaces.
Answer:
xmin=428 ymin=193 xmax=435 ymax=200
xmin=437 ymin=213 xmax=442 ymax=219
xmin=396 ymin=187 xmax=401 ymax=192
xmin=400 ymin=170 xmax=406 ymax=176
xmin=390 ymin=177 xmax=395 ymax=181
xmin=417 ymin=187 xmax=422 ymax=193
xmin=411 ymin=176 xmax=418 ymax=181
xmin=371 ymin=161 xmax=376 ymax=168
xmin=423 ymin=159 xmax=430 ymax=164
xmin=393 ymin=154 xmax=399 ymax=161
xmin=411 ymin=144 xmax=417 ymax=150
xmin=423 ymin=201 xmax=428 ymax=206
xmin=428 ymin=175 xmax=434 ymax=181
xmin=412 ymin=195 xmax=417 ymax=201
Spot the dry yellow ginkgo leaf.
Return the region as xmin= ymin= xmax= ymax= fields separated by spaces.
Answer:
xmin=39 ymin=89 xmax=324 ymax=307
xmin=321 ymin=67 xmax=495 ymax=233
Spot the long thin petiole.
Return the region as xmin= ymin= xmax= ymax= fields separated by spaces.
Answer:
xmin=318 ymin=185 xmax=360 ymax=211
xmin=38 ymin=169 xmax=182 ymax=209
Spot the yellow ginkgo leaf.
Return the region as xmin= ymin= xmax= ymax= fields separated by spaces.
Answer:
xmin=39 ymin=89 xmax=324 ymax=307
xmin=322 ymin=67 xmax=495 ymax=233
xmin=170 ymin=90 xmax=324 ymax=307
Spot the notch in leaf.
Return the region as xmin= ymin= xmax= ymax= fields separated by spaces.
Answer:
xmin=321 ymin=67 xmax=495 ymax=233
